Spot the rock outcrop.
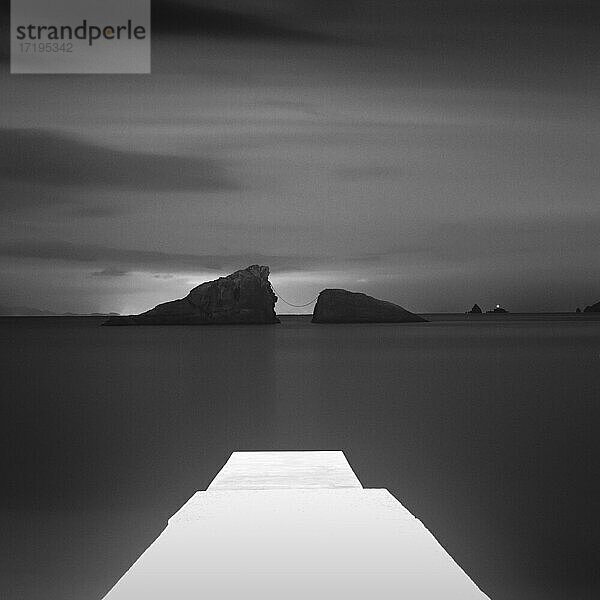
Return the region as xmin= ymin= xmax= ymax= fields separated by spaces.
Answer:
xmin=487 ymin=306 xmax=508 ymax=314
xmin=311 ymin=289 xmax=426 ymax=324
xmin=469 ymin=304 xmax=482 ymax=314
xmin=583 ymin=301 xmax=600 ymax=313
xmin=104 ymin=265 xmax=279 ymax=325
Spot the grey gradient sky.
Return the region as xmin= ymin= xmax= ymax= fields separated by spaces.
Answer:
xmin=1 ymin=0 xmax=599 ymax=313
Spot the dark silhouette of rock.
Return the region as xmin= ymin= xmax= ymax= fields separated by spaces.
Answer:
xmin=104 ymin=265 xmax=279 ymax=325
xmin=469 ymin=304 xmax=482 ymax=314
xmin=311 ymin=289 xmax=426 ymax=323
xmin=584 ymin=301 xmax=600 ymax=313
xmin=487 ymin=306 xmax=508 ymax=314
xmin=575 ymin=307 xmax=581 ymax=313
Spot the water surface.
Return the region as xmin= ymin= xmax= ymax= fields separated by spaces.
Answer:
xmin=1 ymin=315 xmax=599 ymax=600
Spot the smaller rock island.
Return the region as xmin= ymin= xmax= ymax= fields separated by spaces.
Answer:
xmin=104 ymin=265 xmax=279 ymax=325
xmin=311 ymin=289 xmax=426 ymax=323
xmin=487 ymin=305 xmax=508 ymax=314
xmin=468 ymin=304 xmax=483 ymax=314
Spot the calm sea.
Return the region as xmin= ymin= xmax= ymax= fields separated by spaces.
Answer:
xmin=1 ymin=315 xmax=599 ymax=600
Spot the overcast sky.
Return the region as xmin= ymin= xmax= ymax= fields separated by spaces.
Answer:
xmin=1 ymin=0 xmax=599 ymax=313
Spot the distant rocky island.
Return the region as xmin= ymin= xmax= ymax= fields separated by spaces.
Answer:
xmin=487 ymin=306 xmax=508 ymax=314
xmin=468 ymin=303 xmax=511 ymax=314
xmin=312 ymin=289 xmax=426 ymax=324
xmin=104 ymin=265 xmax=279 ymax=325
xmin=0 ymin=304 xmax=119 ymax=317
xmin=0 ymin=304 xmax=58 ymax=316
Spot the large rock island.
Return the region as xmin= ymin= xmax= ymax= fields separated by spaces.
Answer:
xmin=312 ymin=289 xmax=426 ymax=324
xmin=584 ymin=300 xmax=600 ymax=313
xmin=104 ymin=265 xmax=279 ymax=325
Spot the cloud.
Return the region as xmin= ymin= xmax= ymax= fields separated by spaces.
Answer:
xmin=0 ymin=239 xmax=320 ymax=274
xmin=0 ymin=128 xmax=236 ymax=192
xmin=0 ymin=3 xmax=8 ymax=61
xmin=5 ymin=213 xmax=597 ymax=286
xmin=334 ymin=165 xmax=402 ymax=181
xmin=90 ymin=268 xmax=130 ymax=278
xmin=151 ymin=0 xmax=598 ymax=71
xmin=67 ymin=205 xmax=121 ymax=218
xmin=150 ymin=1 xmax=596 ymax=45
xmin=423 ymin=216 xmax=600 ymax=263
xmin=348 ymin=215 xmax=600 ymax=273
xmin=1 ymin=1 xmax=595 ymax=69
xmin=0 ymin=178 xmax=126 ymax=217
xmin=151 ymin=1 xmax=333 ymax=43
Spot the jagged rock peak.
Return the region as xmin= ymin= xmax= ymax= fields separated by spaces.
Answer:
xmin=104 ymin=265 xmax=279 ymax=325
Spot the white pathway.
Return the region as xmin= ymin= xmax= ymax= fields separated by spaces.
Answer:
xmin=103 ymin=451 xmax=490 ymax=600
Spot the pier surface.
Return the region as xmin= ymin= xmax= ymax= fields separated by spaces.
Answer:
xmin=103 ymin=451 xmax=490 ymax=599
xmin=207 ymin=450 xmax=362 ymax=490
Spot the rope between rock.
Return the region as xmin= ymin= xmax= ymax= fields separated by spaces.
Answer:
xmin=271 ymin=285 xmax=319 ymax=308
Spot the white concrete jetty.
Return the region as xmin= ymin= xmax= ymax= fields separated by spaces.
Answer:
xmin=103 ymin=451 xmax=490 ymax=600
xmin=208 ymin=450 xmax=362 ymax=490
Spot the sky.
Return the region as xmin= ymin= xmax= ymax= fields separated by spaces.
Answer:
xmin=1 ymin=0 xmax=599 ymax=314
